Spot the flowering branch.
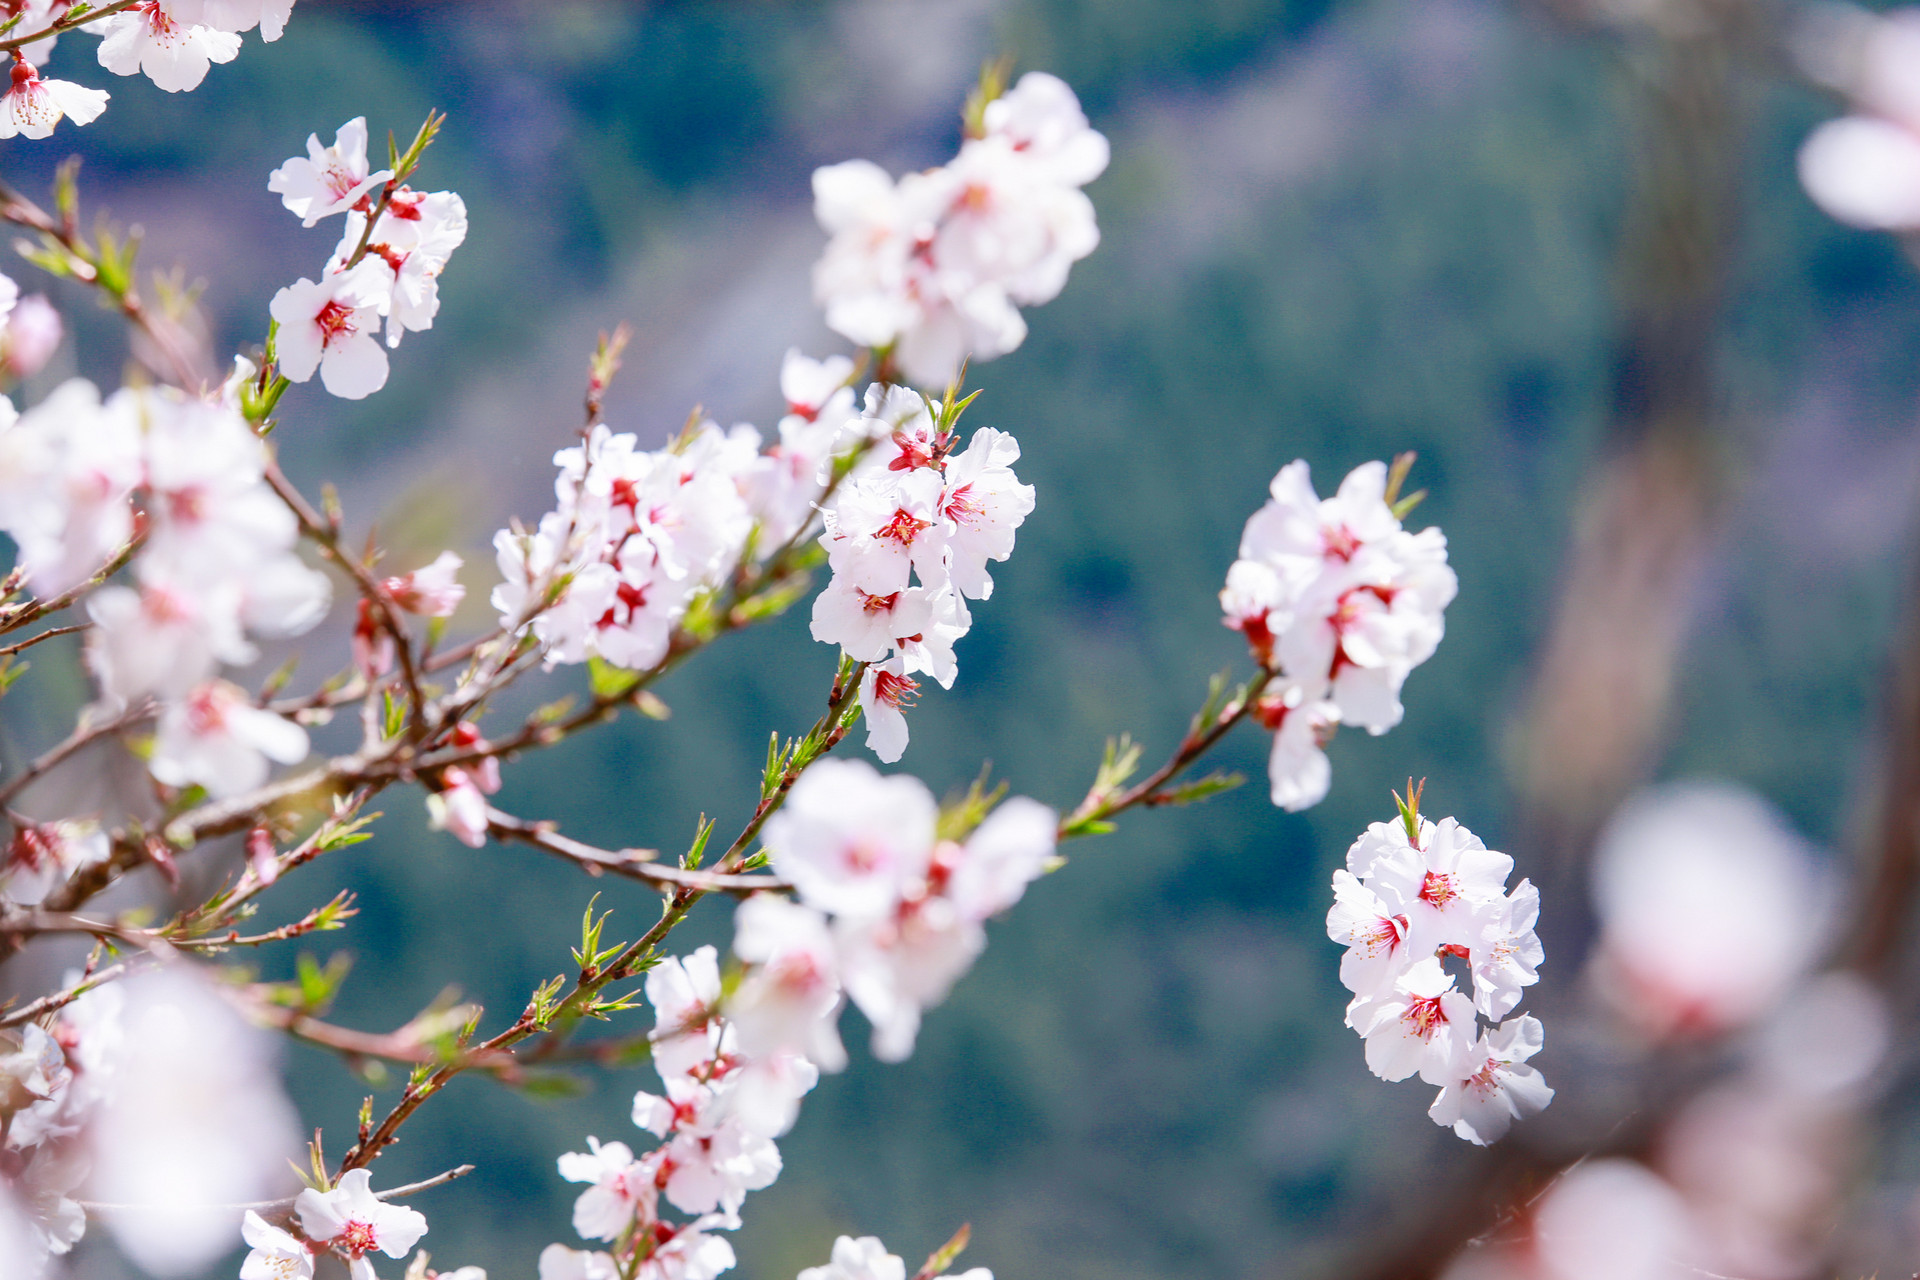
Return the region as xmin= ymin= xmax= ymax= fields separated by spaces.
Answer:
xmin=0 ymin=0 xmax=143 ymax=54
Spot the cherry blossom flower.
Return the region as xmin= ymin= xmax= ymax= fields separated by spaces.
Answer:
xmin=1 ymin=820 xmax=108 ymax=907
xmin=729 ymin=895 xmax=847 ymax=1072
xmin=1365 ymin=816 xmax=1514 ymax=956
xmin=630 ymin=1076 xmax=781 ymax=1218
xmin=1427 ymin=1015 xmax=1554 ymax=1146
xmin=94 ymin=4 xmax=242 ymax=93
xmin=645 ymin=946 xmax=728 ymax=1082
xmin=149 ymin=679 xmax=309 ymax=798
xmin=1 ymin=292 xmax=62 ymax=377
xmin=296 ymin=1170 xmax=427 ymax=1280
xmin=937 ymin=426 xmax=1033 ymax=600
xmin=385 ymin=550 xmax=465 ymax=616
xmin=268 ymin=116 xmax=391 ymax=226
xmin=1326 ymin=869 xmax=1412 ymax=1007
xmin=1798 ymin=12 xmax=1920 ymax=231
xmin=557 ymin=1137 xmax=654 ymax=1242
xmin=762 ymin=759 xmax=936 ymax=920
xmin=0 ymin=55 xmax=108 ymax=140
xmin=269 ymin=265 xmax=390 ymax=399
xmin=540 ymin=1246 xmax=620 ymax=1280
xmin=331 ymin=187 xmax=468 ymax=348
xmin=799 ymin=1236 xmax=906 ymax=1280
xmin=1252 ymin=687 xmax=1338 ymax=812
xmin=426 ymin=767 xmax=491 ymax=848
xmin=632 ymin=1214 xmax=737 ymax=1280
xmin=1467 ymin=879 xmax=1544 ymax=1020
xmin=87 ymin=968 xmax=304 ymax=1275
xmin=810 ymin=578 xmax=937 ymax=664
xmin=939 ymin=795 xmax=1056 ymax=921
xmin=239 ymin=1211 xmax=315 ymax=1280
xmin=0 ymin=378 xmax=140 ymax=597
xmin=169 ymin=0 xmax=295 ymax=40
xmin=857 ymin=658 xmax=918 ymax=763
xmin=1357 ymin=956 xmax=1477 ymax=1085
xmin=821 ymin=467 xmax=950 ymax=596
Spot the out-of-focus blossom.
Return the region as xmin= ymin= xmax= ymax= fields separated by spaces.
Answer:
xmin=730 ymin=896 xmax=847 ymax=1072
xmin=0 ymin=820 xmax=108 ymax=906
xmin=1589 ymin=783 xmax=1830 ymax=1039
xmin=0 ymin=293 xmax=62 ymax=378
xmin=169 ymin=0 xmax=296 ymax=41
xmin=763 ymin=758 xmax=936 ymax=920
xmin=426 ymin=766 xmax=491 ymax=848
xmin=385 ymin=550 xmax=465 ymax=616
xmin=149 ymin=679 xmax=310 ymax=798
xmin=540 ymin=1246 xmax=619 ymax=1280
xmin=1799 ymin=11 xmax=1920 ymax=230
xmin=86 ymin=968 xmax=304 ymax=1276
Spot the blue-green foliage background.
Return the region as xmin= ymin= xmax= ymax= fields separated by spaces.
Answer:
xmin=4 ymin=0 xmax=1917 ymax=1276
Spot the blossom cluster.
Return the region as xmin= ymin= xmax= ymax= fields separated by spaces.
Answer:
xmin=810 ymin=387 xmax=1033 ymax=762
xmin=3 ymin=968 xmax=303 ymax=1277
xmin=541 ymin=763 xmax=1054 ymax=1280
xmin=812 ymin=72 xmax=1107 ymax=388
xmin=1220 ymin=460 xmax=1456 ymax=812
xmin=492 ymin=349 xmax=864 ymax=675
xmin=0 ymin=368 xmax=332 ymax=813
xmin=0 ymin=0 xmax=296 ymax=141
xmin=268 ymin=117 xmax=469 ymax=399
xmin=1326 ymin=804 xmax=1552 ymax=1145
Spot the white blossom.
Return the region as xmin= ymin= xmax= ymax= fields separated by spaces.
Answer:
xmin=0 ymin=58 xmax=108 ymax=140
xmin=296 ymin=1169 xmax=427 ymax=1280
xmin=1 ymin=820 xmax=109 ymax=907
xmin=729 ymin=895 xmax=847 ymax=1072
xmin=1356 ymin=956 xmax=1477 ymax=1086
xmin=1427 ymin=1015 xmax=1554 ymax=1146
xmin=540 ymin=1246 xmax=620 ymax=1280
xmin=269 ymin=266 xmax=391 ymax=399
xmin=268 ymin=116 xmax=391 ymax=226
xmin=762 ymin=759 xmax=936 ymax=921
xmin=239 ymin=1211 xmax=316 ymax=1280
xmin=94 ymin=5 xmax=242 ymax=93
xmin=556 ymin=1137 xmax=654 ymax=1243
xmin=150 ymin=680 xmax=309 ymax=798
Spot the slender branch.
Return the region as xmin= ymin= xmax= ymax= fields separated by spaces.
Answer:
xmin=0 ymin=0 xmax=143 ymax=54
xmin=0 ymin=958 xmax=135 ymax=1029
xmin=0 ymin=621 xmax=87 ymax=659
xmin=486 ymin=808 xmax=790 ymax=895
xmin=0 ymin=698 xmax=154 ymax=810
xmin=0 ymin=534 xmax=142 ymax=636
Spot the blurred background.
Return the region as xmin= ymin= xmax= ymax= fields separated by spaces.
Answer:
xmin=5 ymin=0 xmax=1920 ymax=1276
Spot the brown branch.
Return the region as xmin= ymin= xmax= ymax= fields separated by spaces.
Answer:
xmin=486 ymin=808 xmax=789 ymax=895
xmin=0 ymin=699 xmax=154 ymax=810
xmin=0 ymin=534 xmax=142 ymax=637
xmin=0 ymin=622 xmax=88 ymax=659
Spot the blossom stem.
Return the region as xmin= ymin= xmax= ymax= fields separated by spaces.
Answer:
xmin=0 ymin=0 xmax=143 ymax=53
xmin=0 ymin=532 xmax=143 ymax=636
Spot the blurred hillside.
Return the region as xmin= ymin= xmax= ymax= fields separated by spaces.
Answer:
xmin=5 ymin=0 xmax=1919 ymax=1277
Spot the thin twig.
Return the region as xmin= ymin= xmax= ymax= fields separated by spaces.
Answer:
xmin=0 ymin=699 xmax=154 ymax=810
xmin=486 ymin=808 xmax=790 ymax=895
xmin=76 ymin=1164 xmax=474 ymax=1214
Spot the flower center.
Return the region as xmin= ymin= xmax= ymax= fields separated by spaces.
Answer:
xmin=315 ymin=299 xmax=357 ymax=347
xmin=1418 ymin=870 xmax=1458 ymax=909
xmin=1403 ymin=994 xmax=1449 ymax=1040
xmin=877 ymin=507 xmax=932 ymax=546
xmin=872 ymin=668 xmax=920 ymax=711
xmin=857 ymin=589 xmax=898 ymax=616
xmin=339 ymin=1219 xmax=378 ymax=1255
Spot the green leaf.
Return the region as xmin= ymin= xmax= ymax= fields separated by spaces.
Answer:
xmin=682 ymin=814 xmax=715 ymax=870
xmin=587 ymin=655 xmax=640 ymax=701
xmin=514 ymin=1070 xmax=589 ymax=1100
xmin=1149 ymin=770 xmax=1244 ymax=808
xmin=381 ymin=689 xmax=404 ymax=739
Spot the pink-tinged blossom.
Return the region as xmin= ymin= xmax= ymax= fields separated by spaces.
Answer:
xmin=1 ymin=820 xmax=108 ymax=907
xmin=88 ymin=968 xmax=304 ymax=1275
xmin=629 ymin=1076 xmax=781 ymax=1218
xmin=1467 ymin=879 xmax=1544 ymax=1020
xmin=632 ymin=1215 xmax=737 ymax=1280
xmin=1367 ymin=817 xmax=1514 ymax=956
xmin=645 ymin=946 xmax=727 ymax=1082
xmin=730 ymin=895 xmax=847 ymax=1072
xmin=94 ymin=5 xmax=241 ymax=93
xmin=762 ymin=759 xmax=936 ymax=920
xmin=982 ymin=71 xmax=1111 ymax=188
xmin=557 ymin=1137 xmax=654 ymax=1242
xmin=168 ymin=0 xmax=295 ymax=40
xmin=386 ymin=550 xmax=465 ymax=616
xmin=269 ymin=266 xmax=390 ymax=399
xmin=1252 ymin=688 xmax=1337 ymax=813
xmin=87 ymin=581 xmax=252 ymax=704
xmin=239 ymin=1211 xmax=315 ymax=1280
xmin=268 ymin=116 xmax=390 ymax=226
xmin=331 ymin=188 xmax=468 ymax=348
xmin=0 ymin=379 xmax=140 ymax=598
xmin=799 ymin=1236 xmax=906 ymax=1280
xmin=1428 ymin=1015 xmax=1553 ymax=1146
xmin=1326 ymin=869 xmax=1411 ymax=1006
xmin=939 ymin=795 xmax=1056 ymax=922
xmin=0 ymin=56 xmax=108 ymax=140
xmin=726 ymin=1050 xmax=821 ymax=1141
xmin=1 ymin=292 xmax=61 ymax=377
xmin=857 ymin=658 xmax=918 ymax=764
xmin=1358 ymin=956 xmax=1476 ymax=1086
xmin=295 ymin=1169 xmax=427 ymax=1280
xmin=1590 ymin=784 xmax=1828 ymax=1039
xmin=837 ymin=895 xmax=984 ymax=1063
xmin=938 ymin=427 xmax=1032 ymax=600
xmin=1798 ymin=12 xmax=1920 ymax=231
xmin=426 ymin=768 xmax=490 ymax=849
xmin=821 ymin=467 xmax=950 ymax=596
xmin=149 ymin=680 xmax=309 ymax=798
xmin=540 ymin=1246 xmax=620 ymax=1280
xmin=810 ymin=577 xmax=937 ymax=664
